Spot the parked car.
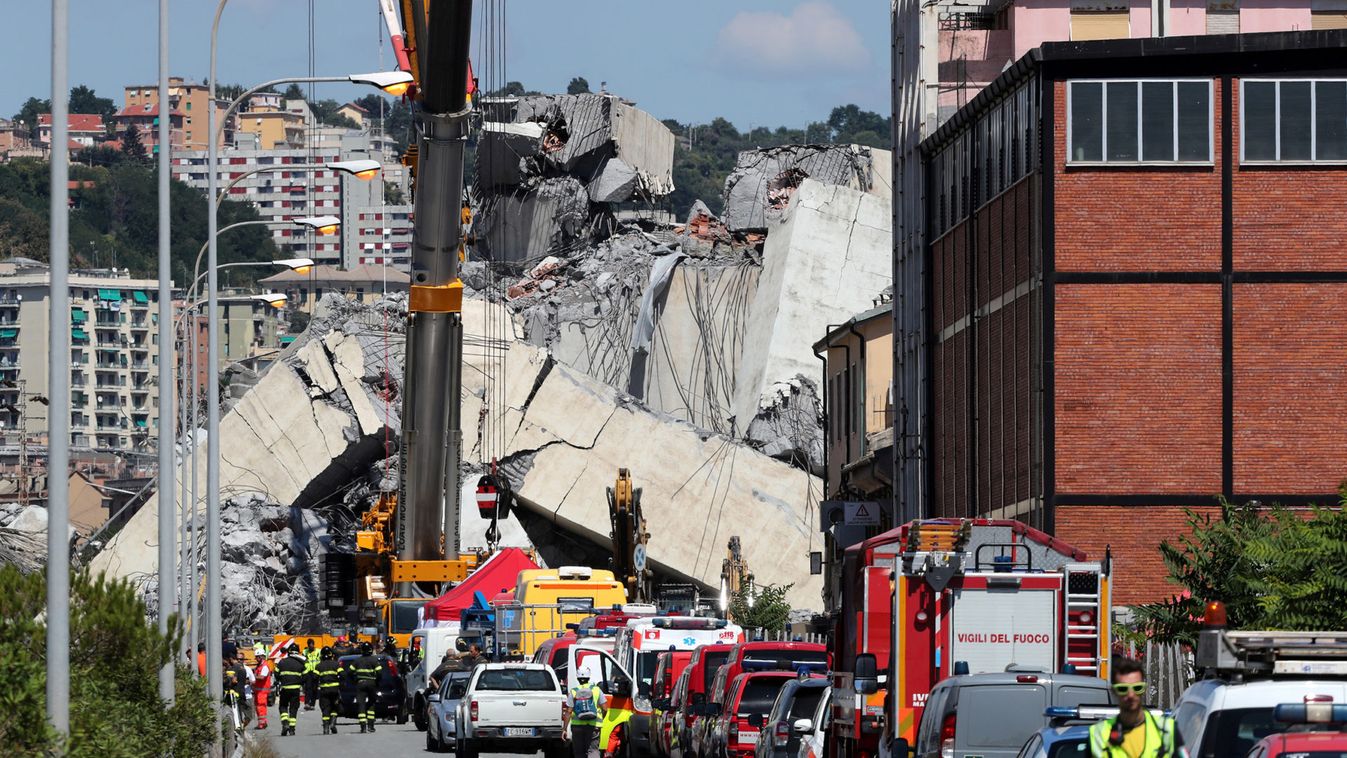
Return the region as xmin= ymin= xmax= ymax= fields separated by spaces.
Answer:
xmin=1175 ymin=680 xmax=1347 ymax=758
xmin=1014 ymin=706 xmax=1167 ymax=758
xmin=426 ymin=670 xmax=472 ymax=753
xmin=336 ymin=654 xmax=408 ymax=723
xmin=654 ymin=652 xmax=694 ymax=758
xmin=705 ymin=670 xmax=796 ymax=758
xmin=455 ymin=662 xmax=567 ymax=758
xmin=795 ymin=685 xmax=830 ymax=758
xmin=660 ymin=667 xmax=693 ymax=758
xmin=680 ymin=645 xmax=737 ymax=758
xmin=908 ymin=671 xmax=1114 ymax=758
xmin=755 ymin=677 xmax=830 ymax=758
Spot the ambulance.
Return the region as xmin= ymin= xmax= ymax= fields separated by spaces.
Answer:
xmin=614 ymin=616 xmax=746 ymax=757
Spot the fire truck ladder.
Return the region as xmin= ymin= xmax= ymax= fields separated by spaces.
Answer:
xmin=906 ymin=520 xmax=972 ymax=552
xmin=1063 ymin=563 xmax=1105 ymax=675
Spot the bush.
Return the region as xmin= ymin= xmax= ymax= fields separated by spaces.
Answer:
xmin=0 ymin=565 xmax=215 ymax=757
xmin=1132 ymin=491 xmax=1347 ymax=646
xmin=729 ymin=582 xmax=794 ymax=633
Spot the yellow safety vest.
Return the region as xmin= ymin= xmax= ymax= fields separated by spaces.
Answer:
xmin=1088 ymin=712 xmax=1177 ymax=758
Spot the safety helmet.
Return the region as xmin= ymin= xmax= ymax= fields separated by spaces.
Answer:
xmin=321 ymin=646 xmax=333 ymax=661
xmin=360 ymin=641 xmax=374 ymax=656
xmin=288 ymin=642 xmax=302 ymax=655
xmin=576 ymin=671 xmax=591 ymax=684
xmin=386 ymin=636 xmax=397 ymax=648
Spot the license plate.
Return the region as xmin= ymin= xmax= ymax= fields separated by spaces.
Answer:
xmin=504 ymin=727 xmax=535 ymax=737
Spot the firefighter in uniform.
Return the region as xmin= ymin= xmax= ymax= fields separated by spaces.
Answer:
xmin=352 ymin=641 xmax=383 ymax=733
xmin=565 ymin=670 xmax=606 ymax=758
xmin=275 ymin=643 xmax=308 ymax=736
xmin=1089 ymin=658 xmax=1181 ymax=758
xmin=316 ymin=646 xmax=343 ymax=735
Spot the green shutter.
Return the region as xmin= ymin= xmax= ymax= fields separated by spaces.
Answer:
xmin=132 ymin=291 xmax=149 ymax=304
xmin=0 ymin=328 xmax=17 ymax=339
xmin=72 ymin=328 xmax=89 ymax=341
xmin=98 ymin=289 xmax=122 ymax=302
xmin=71 ymin=309 xmax=87 ymax=323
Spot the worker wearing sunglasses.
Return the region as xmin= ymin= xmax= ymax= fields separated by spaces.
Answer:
xmin=1088 ymin=657 xmax=1184 ymax=757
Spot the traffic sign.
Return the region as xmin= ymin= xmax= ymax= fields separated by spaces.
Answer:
xmin=633 ymin=543 xmax=648 ymax=573
xmin=843 ymin=501 xmax=880 ymax=526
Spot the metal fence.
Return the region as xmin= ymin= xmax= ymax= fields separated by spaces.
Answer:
xmin=1117 ymin=640 xmax=1193 ymax=710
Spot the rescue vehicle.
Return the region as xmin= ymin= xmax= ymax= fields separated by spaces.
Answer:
xmin=615 ymin=616 xmax=746 ymax=757
xmin=828 ymin=519 xmax=1112 ymax=758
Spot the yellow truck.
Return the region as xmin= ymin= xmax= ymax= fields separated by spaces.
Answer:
xmin=504 ymin=566 xmax=628 ymax=656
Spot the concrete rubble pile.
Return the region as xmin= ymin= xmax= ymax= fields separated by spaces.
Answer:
xmin=217 ymin=492 xmax=330 ymax=633
xmin=474 ymin=94 xmax=676 ymax=264
xmin=503 ymin=147 xmax=894 ymax=471
xmin=0 ymin=502 xmax=47 ymax=573
xmin=92 ymin=291 xmax=824 ymax=616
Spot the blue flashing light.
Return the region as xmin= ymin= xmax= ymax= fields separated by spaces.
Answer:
xmin=1045 ymin=707 xmax=1080 ymax=719
xmin=1275 ymin=703 xmax=1347 ymax=724
xmin=951 ymin=660 xmax=968 ymax=676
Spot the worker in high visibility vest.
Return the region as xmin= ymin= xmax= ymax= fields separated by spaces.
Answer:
xmin=1088 ymin=658 xmax=1182 ymax=758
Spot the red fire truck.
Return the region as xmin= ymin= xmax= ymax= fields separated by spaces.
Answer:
xmin=827 ymin=519 xmax=1112 ymax=758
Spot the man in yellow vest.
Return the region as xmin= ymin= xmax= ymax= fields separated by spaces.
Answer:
xmin=1089 ymin=658 xmax=1182 ymax=758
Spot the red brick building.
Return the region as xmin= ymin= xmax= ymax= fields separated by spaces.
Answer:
xmin=920 ymin=30 xmax=1347 ymax=604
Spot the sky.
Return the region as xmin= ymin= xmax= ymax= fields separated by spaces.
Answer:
xmin=0 ymin=1 xmax=891 ymax=130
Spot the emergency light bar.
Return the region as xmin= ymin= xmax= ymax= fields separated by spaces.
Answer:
xmin=651 ymin=617 xmax=729 ymax=630
xmin=1275 ymin=702 xmax=1347 ymax=724
xmin=576 ymin=628 xmax=619 ymax=637
xmin=1045 ymin=707 xmax=1168 ymax=724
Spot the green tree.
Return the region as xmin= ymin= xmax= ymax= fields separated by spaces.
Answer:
xmin=12 ymin=96 xmax=51 ymax=139
xmin=729 ymin=582 xmax=794 ymax=633
xmin=282 ymin=83 xmax=306 ymax=101
xmin=120 ymin=123 xmax=148 ymax=163
xmin=492 ymin=81 xmax=526 ymax=97
xmin=309 ymin=99 xmax=359 ymax=129
xmin=567 ymin=77 xmax=591 ymax=95
xmin=0 ymin=565 xmax=215 ymax=757
xmin=1132 ymin=495 xmax=1347 ymax=646
xmin=68 ymin=85 xmax=116 ymax=120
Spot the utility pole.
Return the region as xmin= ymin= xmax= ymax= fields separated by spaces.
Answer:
xmin=46 ymin=0 xmax=72 ymax=736
xmin=157 ymin=0 xmax=177 ymax=704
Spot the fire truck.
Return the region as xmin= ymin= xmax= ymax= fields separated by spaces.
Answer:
xmin=827 ymin=519 xmax=1112 ymax=758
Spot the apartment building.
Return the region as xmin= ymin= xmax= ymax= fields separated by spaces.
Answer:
xmin=0 ymin=259 xmax=161 ymax=452
xmin=36 ymin=114 xmax=105 ymax=147
xmin=888 ymin=0 xmax=1347 ymax=524
xmin=123 ymin=77 xmax=229 ymax=150
xmin=346 ymin=205 xmax=414 ymax=269
xmin=917 ymin=29 xmax=1347 ymax=602
xmin=218 ymin=296 xmax=283 ymax=363
xmin=111 ymin=103 xmax=185 ymax=153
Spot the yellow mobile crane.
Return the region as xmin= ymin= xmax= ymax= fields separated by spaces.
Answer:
xmin=347 ymin=0 xmax=481 ymax=646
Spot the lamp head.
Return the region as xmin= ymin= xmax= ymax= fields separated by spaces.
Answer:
xmin=329 ymin=159 xmax=381 ymax=181
xmin=349 ymin=71 xmax=415 ymax=97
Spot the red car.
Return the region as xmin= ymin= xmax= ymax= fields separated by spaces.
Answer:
xmin=705 ymin=671 xmax=796 ymax=758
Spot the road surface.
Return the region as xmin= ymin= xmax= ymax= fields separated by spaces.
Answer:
xmin=249 ymin=714 xmax=539 ymax=758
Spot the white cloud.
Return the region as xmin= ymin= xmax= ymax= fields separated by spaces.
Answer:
xmin=712 ymin=2 xmax=871 ymax=78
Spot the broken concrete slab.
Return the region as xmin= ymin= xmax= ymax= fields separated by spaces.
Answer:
xmin=721 ymin=145 xmax=891 ymax=233
xmin=588 ymin=158 xmax=641 ymax=204
xmin=475 ymin=177 xmax=591 ymax=263
xmin=732 ymin=179 xmax=892 ymax=458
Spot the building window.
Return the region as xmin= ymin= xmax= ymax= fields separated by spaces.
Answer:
xmin=1207 ymin=0 xmax=1240 ymax=33
xmin=1069 ymin=4 xmax=1129 ymax=40
xmin=1241 ymin=79 xmax=1347 ymax=163
xmin=1067 ymin=79 xmax=1212 ymax=163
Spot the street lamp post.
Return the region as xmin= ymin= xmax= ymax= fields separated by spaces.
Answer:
xmin=203 ymin=69 xmax=403 ymax=706
xmin=156 ymin=0 xmax=175 ymax=704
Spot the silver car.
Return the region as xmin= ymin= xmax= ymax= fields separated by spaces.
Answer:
xmin=427 ymin=671 xmax=472 ymax=753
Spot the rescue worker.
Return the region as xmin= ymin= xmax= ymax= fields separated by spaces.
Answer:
xmin=565 ymin=669 xmax=605 ymax=758
xmin=196 ymin=641 xmax=207 ymax=677
xmin=316 ymin=647 xmax=343 ymax=735
xmin=1088 ymin=657 xmax=1182 ymax=758
xmin=303 ymin=639 xmax=321 ymax=710
xmin=463 ymin=642 xmax=487 ymax=668
xmin=275 ymin=643 xmax=308 ymax=736
xmin=352 ymin=641 xmax=383 ymax=733
xmin=253 ymin=652 xmax=273 ymax=730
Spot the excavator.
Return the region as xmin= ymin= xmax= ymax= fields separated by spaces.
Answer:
xmin=608 ymin=468 xmax=652 ymax=604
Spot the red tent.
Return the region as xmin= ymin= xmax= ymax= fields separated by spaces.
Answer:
xmin=422 ymin=547 xmax=537 ymax=623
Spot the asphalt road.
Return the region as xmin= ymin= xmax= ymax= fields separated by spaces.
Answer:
xmin=251 ymin=713 xmax=535 ymax=758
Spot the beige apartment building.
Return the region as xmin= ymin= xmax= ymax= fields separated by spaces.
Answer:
xmin=123 ymin=77 xmax=229 ymax=150
xmin=0 ymin=259 xmax=162 ymax=452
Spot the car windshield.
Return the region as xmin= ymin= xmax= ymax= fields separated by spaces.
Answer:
xmin=1048 ymin=737 xmax=1089 ymax=757
xmin=739 ymin=678 xmax=791 ymax=715
xmin=637 ymin=651 xmax=661 ymax=690
xmin=476 ymin=669 xmax=555 ymax=691
xmin=702 ymin=652 xmax=730 ymax=693
xmin=1197 ymin=708 xmax=1280 ymax=758
xmin=789 ymin=688 xmax=826 ymax=720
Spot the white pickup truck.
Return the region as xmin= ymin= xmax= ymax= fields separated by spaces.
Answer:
xmin=456 ymin=662 xmax=568 ymax=758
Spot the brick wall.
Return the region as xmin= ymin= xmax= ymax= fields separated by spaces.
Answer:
xmin=1233 ymin=283 xmax=1347 ymax=493
xmin=1055 ymin=504 xmax=1220 ymax=605
xmin=1052 ymin=81 xmax=1223 ymax=273
xmin=1054 ymin=284 xmax=1223 ymax=494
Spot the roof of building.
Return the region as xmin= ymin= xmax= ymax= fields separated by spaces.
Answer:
xmin=37 ymin=113 xmax=105 ymax=132
xmin=340 ymin=102 xmax=370 ymax=113
xmin=260 ymin=264 xmax=411 ymax=285
xmin=114 ymin=104 xmax=185 ymax=119
xmin=923 ymin=28 xmax=1347 ymax=153
xmin=812 ymin=301 xmax=894 ymax=354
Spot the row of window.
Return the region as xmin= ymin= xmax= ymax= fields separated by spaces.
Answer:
xmin=1068 ymin=78 xmax=1347 ymax=165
